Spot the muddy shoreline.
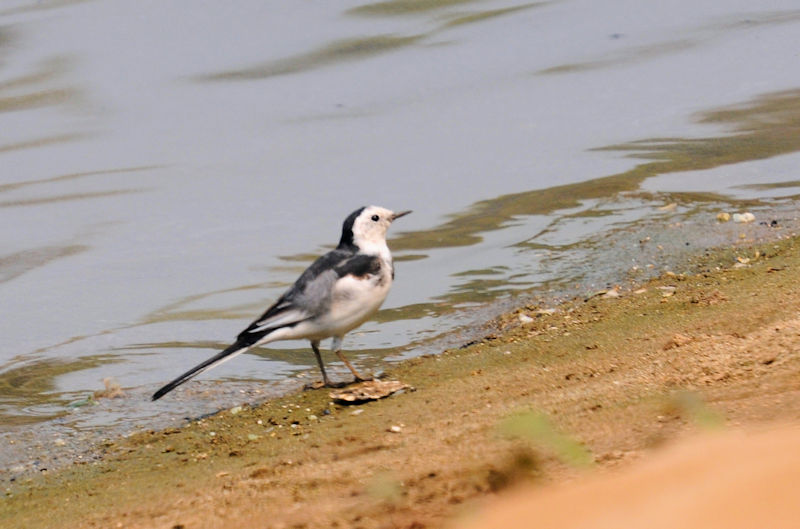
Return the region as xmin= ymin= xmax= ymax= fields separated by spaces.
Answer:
xmin=3 ymin=222 xmax=800 ymax=528
xmin=2 ymin=200 xmax=797 ymax=480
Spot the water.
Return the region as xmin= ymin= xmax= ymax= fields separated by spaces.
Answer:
xmin=3 ymin=0 xmax=800 ymax=471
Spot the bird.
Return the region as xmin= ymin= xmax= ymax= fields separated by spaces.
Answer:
xmin=152 ymin=206 xmax=411 ymax=400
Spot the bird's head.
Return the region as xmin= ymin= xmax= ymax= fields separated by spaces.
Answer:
xmin=339 ymin=205 xmax=411 ymax=252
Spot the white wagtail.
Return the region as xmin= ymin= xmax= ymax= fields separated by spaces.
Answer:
xmin=152 ymin=206 xmax=411 ymax=400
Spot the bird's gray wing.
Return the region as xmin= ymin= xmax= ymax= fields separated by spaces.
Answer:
xmin=237 ymin=248 xmax=373 ymax=341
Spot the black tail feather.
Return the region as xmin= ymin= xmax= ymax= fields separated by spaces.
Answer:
xmin=151 ymin=341 xmax=248 ymax=401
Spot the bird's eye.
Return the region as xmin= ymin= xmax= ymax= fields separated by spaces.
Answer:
xmin=371 ymin=215 xmax=380 ymax=222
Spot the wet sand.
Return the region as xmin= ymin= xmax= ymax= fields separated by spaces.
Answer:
xmin=2 ymin=228 xmax=800 ymax=528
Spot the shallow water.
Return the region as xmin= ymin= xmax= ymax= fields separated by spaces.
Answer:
xmin=3 ymin=0 xmax=800 ymax=472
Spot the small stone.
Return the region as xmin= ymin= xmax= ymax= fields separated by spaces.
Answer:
xmin=53 ymin=438 xmax=66 ymax=447
xmin=733 ymin=212 xmax=755 ymax=223
xmin=663 ymin=334 xmax=693 ymax=350
xmin=388 ymin=425 xmax=402 ymax=433
xmin=247 ymin=434 xmax=260 ymax=441
xmin=716 ymin=212 xmax=731 ymax=222
xmin=518 ymin=313 xmax=534 ymax=324
xmin=602 ymin=288 xmax=620 ymax=299
xmin=351 ymin=409 xmax=364 ymax=416
xmin=230 ymin=406 xmax=243 ymax=415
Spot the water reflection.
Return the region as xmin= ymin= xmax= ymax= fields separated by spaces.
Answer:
xmin=538 ymin=10 xmax=800 ymax=75
xmin=0 ymin=1 xmax=93 ymax=17
xmin=196 ymin=2 xmax=543 ymax=82
xmin=346 ymin=0 xmax=486 ymax=17
xmin=0 ymin=132 xmax=87 ymax=154
xmin=196 ymin=35 xmax=425 ymax=82
xmin=0 ymin=244 xmax=88 ymax=284
xmin=440 ymin=3 xmax=543 ymax=28
xmin=383 ymin=88 xmax=800 ymax=252
xmin=735 ymin=180 xmax=800 ymax=192
xmin=0 ymin=354 xmax=121 ymax=426
xmin=0 ymin=56 xmax=79 ymax=112
xmin=0 ymin=166 xmax=159 ymax=194
xmin=0 ymin=189 xmax=144 ymax=208
xmin=347 ymin=0 xmax=543 ymax=25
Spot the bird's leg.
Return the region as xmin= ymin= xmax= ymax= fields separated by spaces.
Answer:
xmin=332 ymin=336 xmax=372 ymax=383
xmin=309 ymin=341 xmax=332 ymax=389
xmin=306 ymin=340 xmax=347 ymax=389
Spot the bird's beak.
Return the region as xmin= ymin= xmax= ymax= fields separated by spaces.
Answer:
xmin=390 ymin=210 xmax=412 ymax=221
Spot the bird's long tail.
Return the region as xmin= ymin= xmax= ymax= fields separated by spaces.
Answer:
xmin=151 ymin=341 xmax=250 ymax=401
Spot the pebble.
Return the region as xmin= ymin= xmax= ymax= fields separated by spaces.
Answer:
xmin=602 ymin=288 xmax=620 ymax=299
xmin=351 ymin=409 xmax=364 ymax=416
xmin=388 ymin=425 xmax=402 ymax=433
xmin=230 ymin=406 xmax=243 ymax=415
xmin=733 ymin=212 xmax=756 ymax=223
xmin=53 ymin=438 xmax=66 ymax=447
xmin=518 ymin=313 xmax=534 ymax=324
xmin=716 ymin=212 xmax=731 ymax=222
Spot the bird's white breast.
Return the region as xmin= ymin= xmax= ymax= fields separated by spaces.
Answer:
xmin=324 ymin=255 xmax=393 ymax=335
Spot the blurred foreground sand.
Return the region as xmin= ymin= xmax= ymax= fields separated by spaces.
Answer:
xmin=464 ymin=423 xmax=800 ymax=529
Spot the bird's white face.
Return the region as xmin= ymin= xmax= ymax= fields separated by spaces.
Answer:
xmin=351 ymin=206 xmax=410 ymax=252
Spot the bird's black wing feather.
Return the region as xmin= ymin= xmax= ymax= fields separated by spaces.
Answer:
xmin=333 ymin=253 xmax=382 ymax=278
xmin=152 ymin=340 xmax=248 ymax=400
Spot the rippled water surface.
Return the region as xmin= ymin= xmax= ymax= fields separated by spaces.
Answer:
xmin=3 ymin=0 xmax=800 ymax=470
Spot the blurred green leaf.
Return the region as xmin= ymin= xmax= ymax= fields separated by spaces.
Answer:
xmin=500 ymin=410 xmax=594 ymax=468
